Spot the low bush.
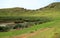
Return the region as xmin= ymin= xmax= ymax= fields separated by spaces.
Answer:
xmin=0 ymin=17 xmax=52 ymax=32
xmin=13 ymin=24 xmax=22 ymax=29
xmin=0 ymin=26 xmax=10 ymax=32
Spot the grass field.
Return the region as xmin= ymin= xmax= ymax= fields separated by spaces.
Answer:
xmin=0 ymin=18 xmax=60 ymax=38
xmin=0 ymin=2 xmax=60 ymax=38
xmin=28 ymin=20 xmax=60 ymax=38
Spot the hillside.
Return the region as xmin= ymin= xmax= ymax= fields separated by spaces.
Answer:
xmin=0 ymin=2 xmax=60 ymax=17
xmin=0 ymin=2 xmax=60 ymax=14
xmin=0 ymin=7 xmax=34 ymax=17
xmin=0 ymin=2 xmax=60 ymax=21
xmin=0 ymin=2 xmax=60 ymax=38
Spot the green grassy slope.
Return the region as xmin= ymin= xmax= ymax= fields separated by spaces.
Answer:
xmin=0 ymin=2 xmax=60 ymax=38
xmin=0 ymin=2 xmax=60 ymax=20
xmin=28 ymin=2 xmax=60 ymax=38
xmin=29 ymin=20 xmax=60 ymax=38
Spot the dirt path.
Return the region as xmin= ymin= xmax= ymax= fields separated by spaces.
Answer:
xmin=11 ymin=28 xmax=51 ymax=38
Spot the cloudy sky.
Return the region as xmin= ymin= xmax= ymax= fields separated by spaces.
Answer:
xmin=0 ymin=0 xmax=59 ymax=9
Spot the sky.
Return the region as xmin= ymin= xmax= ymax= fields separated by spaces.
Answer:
xmin=56 ymin=0 xmax=60 ymax=2
xmin=0 ymin=0 xmax=60 ymax=9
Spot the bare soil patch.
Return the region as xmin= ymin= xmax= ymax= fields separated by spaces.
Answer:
xmin=11 ymin=28 xmax=51 ymax=38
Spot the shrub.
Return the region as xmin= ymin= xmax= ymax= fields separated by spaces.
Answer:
xmin=0 ymin=26 xmax=10 ymax=32
xmin=13 ymin=24 xmax=23 ymax=29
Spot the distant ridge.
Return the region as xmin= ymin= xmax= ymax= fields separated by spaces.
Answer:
xmin=0 ymin=2 xmax=60 ymax=17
